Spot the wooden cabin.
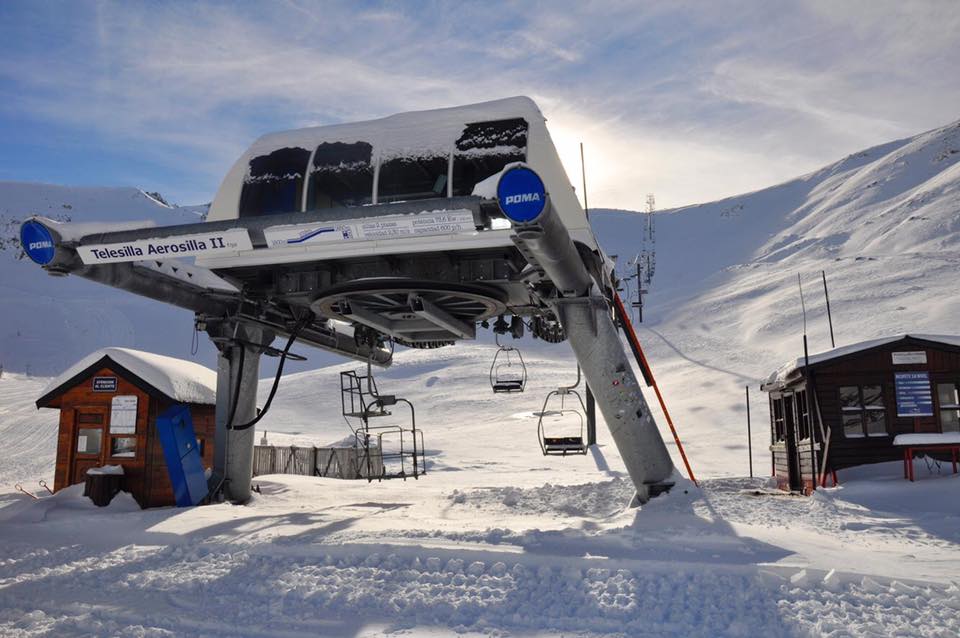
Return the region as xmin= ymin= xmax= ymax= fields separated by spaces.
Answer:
xmin=36 ymin=348 xmax=218 ymax=508
xmin=761 ymin=334 xmax=960 ymax=493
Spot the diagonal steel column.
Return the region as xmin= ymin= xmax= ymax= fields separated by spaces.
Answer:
xmin=551 ymin=297 xmax=674 ymax=504
xmin=497 ymin=165 xmax=676 ymax=505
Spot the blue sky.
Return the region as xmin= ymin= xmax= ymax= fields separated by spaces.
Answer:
xmin=0 ymin=0 xmax=957 ymax=210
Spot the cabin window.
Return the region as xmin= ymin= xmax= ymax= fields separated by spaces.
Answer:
xmin=452 ymin=118 xmax=528 ymax=197
xmin=840 ymin=384 xmax=887 ymax=438
xmin=377 ymin=155 xmax=449 ymax=203
xmin=110 ymin=437 xmax=136 ymax=458
xmin=937 ymin=382 xmax=960 ymax=433
xmin=239 ymin=147 xmax=311 ymax=217
xmin=772 ymin=397 xmax=785 ymax=442
xmin=77 ymin=428 xmax=102 ymax=455
xmin=796 ymin=390 xmax=811 ymax=440
xmin=306 ymin=141 xmax=374 ymax=209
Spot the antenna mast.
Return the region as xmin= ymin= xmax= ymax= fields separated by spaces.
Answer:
xmin=632 ymin=193 xmax=657 ymax=322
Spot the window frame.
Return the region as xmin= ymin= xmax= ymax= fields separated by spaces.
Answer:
xmin=936 ymin=381 xmax=960 ymax=434
xmin=772 ymin=396 xmax=785 ymax=442
xmin=76 ymin=426 xmax=104 ymax=456
xmin=839 ymin=384 xmax=888 ymax=438
xmin=109 ymin=435 xmax=137 ymax=459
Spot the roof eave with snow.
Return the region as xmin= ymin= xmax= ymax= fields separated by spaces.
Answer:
xmin=762 ymin=333 xmax=960 ymax=390
xmin=37 ymin=347 xmax=218 ymax=408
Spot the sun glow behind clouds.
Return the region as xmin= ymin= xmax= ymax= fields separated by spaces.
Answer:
xmin=0 ymin=1 xmax=957 ymax=209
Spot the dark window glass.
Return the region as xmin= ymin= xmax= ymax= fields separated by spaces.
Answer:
xmin=377 ymin=156 xmax=448 ymax=203
xmin=796 ymin=390 xmax=810 ymax=440
xmin=839 ymin=386 xmax=860 ymax=409
xmin=110 ymin=437 xmax=136 ymax=458
xmin=772 ymin=398 xmax=785 ymax=442
xmin=452 ymin=118 xmax=528 ymax=197
xmin=841 ymin=384 xmax=887 ymax=437
xmin=938 ymin=383 xmax=960 ymax=407
xmin=306 ymin=141 xmax=374 ymax=209
xmin=942 ymin=410 xmax=960 ymax=433
xmin=77 ymin=428 xmax=102 ymax=454
xmin=862 ymin=385 xmax=883 ymax=407
xmin=938 ymin=382 xmax=960 ymax=433
xmin=865 ymin=411 xmax=887 ymax=436
xmin=843 ymin=413 xmax=864 ymax=438
xmin=239 ymin=147 xmax=311 ymax=217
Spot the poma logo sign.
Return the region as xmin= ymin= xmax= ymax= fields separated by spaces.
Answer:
xmin=19 ymin=220 xmax=58 ymax=265
xmin=505 ymin=193 xmax=542 ymax=205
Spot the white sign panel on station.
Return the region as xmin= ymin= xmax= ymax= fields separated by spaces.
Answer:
xmin=264 ymin=210 xmax=476 ymax=248
xmin=78 ymin=229 xmax=253 ymax=264
xmin=892 ymin=351 xmax=927 ymax=365
xmin=110 ymin=395 xmax=139 ymax=434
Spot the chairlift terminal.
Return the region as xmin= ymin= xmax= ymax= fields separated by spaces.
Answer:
xmin=20 ymin=97 xmax=681 ymax=506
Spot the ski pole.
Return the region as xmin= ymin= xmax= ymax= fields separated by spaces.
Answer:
xmin=14 ymin=483 xmax=38 ymax=500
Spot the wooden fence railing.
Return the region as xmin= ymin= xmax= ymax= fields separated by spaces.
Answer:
xmin=252 ymin=445 xmax=384 ymax=480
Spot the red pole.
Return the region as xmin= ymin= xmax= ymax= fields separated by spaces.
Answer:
xmin=613 ymin=292 xmax=698 ymax=486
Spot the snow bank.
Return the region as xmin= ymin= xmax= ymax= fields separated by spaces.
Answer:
xmin=40 ymin=347 xmax=217 ymax=405
xmin=85 ymin=465 xmax=124 ymax=476
xmin=893 ymin=433 xmax=960 ymax=446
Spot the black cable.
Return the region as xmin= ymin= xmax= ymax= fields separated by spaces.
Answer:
xmin=225 ymin=345 xmax=245 ymax=430
xmin=229 ymin=313 xmax=311 ymax=431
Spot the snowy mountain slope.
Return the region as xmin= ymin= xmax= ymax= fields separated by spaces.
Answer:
xmin=0 ymin=182 xmax=214 ymax=375
xmin=587 ymin=119 xmax=960 ymax=474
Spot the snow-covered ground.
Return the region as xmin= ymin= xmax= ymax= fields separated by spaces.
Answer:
xmin=2 ymin=120 xmax=960 ymax=635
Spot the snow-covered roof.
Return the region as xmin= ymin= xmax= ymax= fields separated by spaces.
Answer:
xmin=38 ymin=347 xmax=217 ymax=406
xmin=763 ymin=334 xmax=960 ymax=388
xmin=246 ymin=96 xmax=543 ymax=159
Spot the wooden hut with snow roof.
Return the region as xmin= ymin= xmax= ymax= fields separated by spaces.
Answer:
xmin=761 ymin=334 xmax=960 ymax=493
xmin=36 ymin=348 xmax=217 ymax=508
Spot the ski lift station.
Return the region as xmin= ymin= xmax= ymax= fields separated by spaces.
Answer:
xmin=34 ymin=348 xmax=218 ymax=508
xmin=20 ymin=96 xmax=693 ymax=508
xmin=761 ymin=334 xmax=960 ymax=493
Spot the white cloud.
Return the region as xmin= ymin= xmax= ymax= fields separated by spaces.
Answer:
xmin=0 ymin=0 xmax=956 ymax=209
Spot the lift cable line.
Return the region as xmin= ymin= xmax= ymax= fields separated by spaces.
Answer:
xmin=613 ymin=292 xmax=698 ymax=486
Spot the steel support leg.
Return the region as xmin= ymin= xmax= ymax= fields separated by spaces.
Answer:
xmin=552 ymin=297 xmax=674 ymax=504
xmin=586 ymin=383 xmax=597 ymax=446
xmin=207 ymin=322 xmax=275 ymax=504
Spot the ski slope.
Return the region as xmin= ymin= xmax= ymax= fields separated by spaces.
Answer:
xmin=1 ymin=120 xmax=960 ymax=636
xmin=0 ymin=182 xmax=212 ymax=376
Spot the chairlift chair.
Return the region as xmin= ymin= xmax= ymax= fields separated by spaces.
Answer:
xmin=536 ymin=365 xmax=588 ymax=456
xmin=490 ymin=333 xmax=527 ymax=393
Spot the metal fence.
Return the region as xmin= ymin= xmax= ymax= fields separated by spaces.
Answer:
xmin=252 ymin=445 xmax=384 ymax=480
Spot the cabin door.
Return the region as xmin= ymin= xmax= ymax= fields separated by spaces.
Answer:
xmin=70 ymin=406 xmax=108 ymax=485
xmin=782 ymin=393 xmax=802 ymax=492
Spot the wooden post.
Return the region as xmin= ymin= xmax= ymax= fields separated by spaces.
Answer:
xmin=822 ymin=271 xmax=835 ymax=349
